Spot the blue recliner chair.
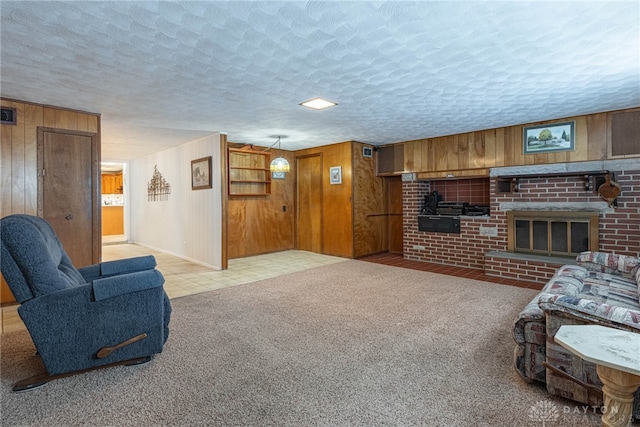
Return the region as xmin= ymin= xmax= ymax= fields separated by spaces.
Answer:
xmin=1 ymin=214 xmax=172 ymax=391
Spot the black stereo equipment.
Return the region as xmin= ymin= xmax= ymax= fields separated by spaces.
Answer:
xmin=465 ymin=205 xmax=490 ymax=216
xmin=422 ymin=191 xmax=442 ymax=215
xmin=418 ymin=216 xmax=460 ymax=233
xmin=436 ymin=202 xmax=468 ymax=216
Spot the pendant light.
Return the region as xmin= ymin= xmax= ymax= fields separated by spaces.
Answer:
xmin=270 ymin=136 xmax=290 ymax=173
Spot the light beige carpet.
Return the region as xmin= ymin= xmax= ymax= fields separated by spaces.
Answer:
xmin=1 ymin=260 xmax=602 ymax=426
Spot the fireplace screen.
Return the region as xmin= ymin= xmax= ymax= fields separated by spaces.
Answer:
xmin=508 ymin=211 xmax=598 ymax=256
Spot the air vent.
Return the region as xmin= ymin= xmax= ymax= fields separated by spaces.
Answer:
xmin=611 ymin=110 xmax=640 ymax=156
xmin=1 ymin=107 xmax=16 ymax=125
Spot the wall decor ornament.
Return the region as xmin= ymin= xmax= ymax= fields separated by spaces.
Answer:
xmin=523 ymin=121 xmax=575 ymax=154
xmin=329 ymin=166 xmax=342 ymax=185
xmin=191 ymin=156 xmax=212 ymax=190
xmin=147 ymin=165 xmax=171 ymax=201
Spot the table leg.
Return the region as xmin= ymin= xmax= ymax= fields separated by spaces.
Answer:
xmin=596 ymin=364 xmax=640 ymax=427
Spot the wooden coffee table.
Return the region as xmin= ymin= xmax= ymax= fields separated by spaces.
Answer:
xmin=555 ymin=325 xmax=640 ymax=427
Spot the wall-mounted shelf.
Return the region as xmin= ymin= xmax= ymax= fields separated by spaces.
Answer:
xmin=494 ymin=170 xmax=610 ymax=193
xmin=228 ymin=148 xmax=271 ymax=196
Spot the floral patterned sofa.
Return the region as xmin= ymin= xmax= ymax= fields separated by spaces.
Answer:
xmin=513 ymin=251 xmax=640 ymax=418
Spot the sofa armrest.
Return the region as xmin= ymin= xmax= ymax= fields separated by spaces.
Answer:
xmin=538 ymin=293 xmax=640 ymax=330
xmin=576 ymin=251 xmax=640 ymax=277
xmin=92 ymin=269 xmax=164 ymax=301
xmin=78 ymin=255 xmax=158 ymax=282
xmin=513 ymin=293 xmax=554 ymax=383
xmin=513 ymin=293 xmax=548 ymax=344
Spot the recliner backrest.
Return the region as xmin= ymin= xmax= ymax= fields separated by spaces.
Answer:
xmin=1 ymin=214 xmax=85 ymax=303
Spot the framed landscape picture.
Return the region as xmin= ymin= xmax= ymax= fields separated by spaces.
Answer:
xmin=191 ymin=156 xmax=212 ymax=190
xmin=523 ymin=121 xmax=575 ymax=154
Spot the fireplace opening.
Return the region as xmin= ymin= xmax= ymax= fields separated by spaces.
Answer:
xmin=507 ymin=211 xmax=599 ymax=257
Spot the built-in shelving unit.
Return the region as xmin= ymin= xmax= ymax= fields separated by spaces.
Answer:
xmin=228 ymin=147 xmax=271 ymax=196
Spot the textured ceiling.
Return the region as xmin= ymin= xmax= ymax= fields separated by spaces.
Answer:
xmin=1 ymin=1 xmax=639 ymax=161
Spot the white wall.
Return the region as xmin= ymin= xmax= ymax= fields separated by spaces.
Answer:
xmin=129 ymin=134 xmax=222 ymax=269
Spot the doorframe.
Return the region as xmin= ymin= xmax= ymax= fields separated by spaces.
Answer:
xmin=37 ymin=127 xmax=101 ymax=264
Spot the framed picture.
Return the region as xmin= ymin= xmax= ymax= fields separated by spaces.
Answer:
xmin=523 ymin=121 xmax=575 ymax=154
xmin=329 ymin=166 xmax=342 ymax=185
xmin=191 ymin=156 xmax=212 ymax=190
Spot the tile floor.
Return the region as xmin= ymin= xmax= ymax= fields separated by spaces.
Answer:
xmin=1 ymin=245 xmax=544 ymax=334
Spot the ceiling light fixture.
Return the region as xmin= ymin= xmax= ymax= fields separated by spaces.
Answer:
xmin=300 ymin=97 xmax=337 ymax=110
xmin=269 ymin=136 xmax=290 ymax=173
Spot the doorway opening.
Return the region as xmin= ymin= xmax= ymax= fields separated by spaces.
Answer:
xmin=101 ymin=162 xmax=127 ymax=244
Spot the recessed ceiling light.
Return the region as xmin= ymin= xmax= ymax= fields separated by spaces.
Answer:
xmin=300 ymin=98 xmax=337 ymax=110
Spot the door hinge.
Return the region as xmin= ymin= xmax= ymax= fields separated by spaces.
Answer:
xmin=42 ymin=169 xmax=46 ymax=176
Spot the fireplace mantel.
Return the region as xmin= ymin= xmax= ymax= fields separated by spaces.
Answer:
xmin=499 ymin=201 xmax=612 ymax=213
xmin=490 ymin=158 xmax=640 ymax=178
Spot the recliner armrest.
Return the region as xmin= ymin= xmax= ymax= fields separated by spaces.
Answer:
xmin=78 ymin=255 xmax=158 ymax=282
xmin=92 ymin=269 xmax=165 ymax=301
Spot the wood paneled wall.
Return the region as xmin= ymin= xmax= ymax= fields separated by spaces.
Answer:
xmin=0 ymin=98 xmax=100 ymax=303
xmin=226 ymin=145 xmax=296 ymax=258
xmin=295 ymin=141 xmax=354 ymax=258
xmin=399 ymin=108 xmax=637 ymax=178
xmin=227 ymin=140 xmax=388 ymax=259
xmin=1 ymin=99 xmax=100 ymax=217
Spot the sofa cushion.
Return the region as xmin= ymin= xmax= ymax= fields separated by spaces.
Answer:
xmin=577 ymin=251 xmax=640 ymax=277
xmin=539 ymin=293 xmax=640 ymax=329
xmin=542 ymin=265 xmax=588 ymax=296
xmin=538 ymin=267 xmax=640 ymax=329
xmin=580 ymin=272 xmax=640 ymax=310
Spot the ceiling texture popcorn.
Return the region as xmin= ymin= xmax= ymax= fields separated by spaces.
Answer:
xmin=1 ymin=1 xmax=638 ymax=159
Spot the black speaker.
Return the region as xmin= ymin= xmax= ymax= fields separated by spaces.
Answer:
xmin=425 ymin=191 xmax=442 ymax=214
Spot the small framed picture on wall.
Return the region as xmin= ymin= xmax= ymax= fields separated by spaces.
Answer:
xmin=329 ymin=166 xmax=342 ymax=185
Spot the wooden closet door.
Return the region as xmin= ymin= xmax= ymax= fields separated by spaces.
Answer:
xmin=38 ymin=127 xmax=100 ymax=267
xmin=296 ymin=154 xmax=322 ymax=253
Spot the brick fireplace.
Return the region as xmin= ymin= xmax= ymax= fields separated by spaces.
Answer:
xmin=402 ymin=159 xmax=640 ymax=285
